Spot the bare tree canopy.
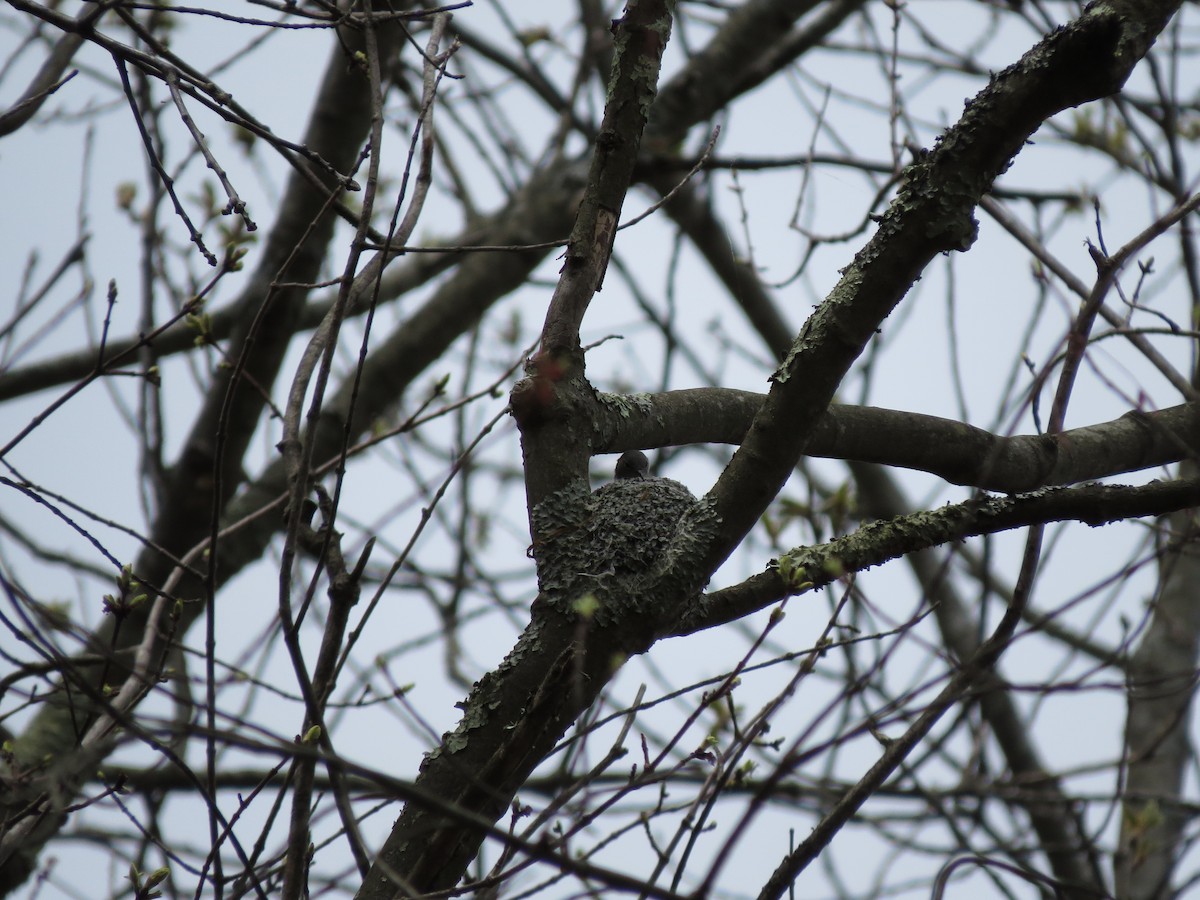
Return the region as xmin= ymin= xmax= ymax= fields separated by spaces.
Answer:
xmin=3 ymin=1 xmax=1200 ymax=898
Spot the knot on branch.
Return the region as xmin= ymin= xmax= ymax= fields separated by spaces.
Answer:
xmin=510 ymin=350 xmax=578 ymax=429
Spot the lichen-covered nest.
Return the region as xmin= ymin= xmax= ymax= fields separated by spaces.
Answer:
xmin=531 ymin=475 xmax=699 ymax=622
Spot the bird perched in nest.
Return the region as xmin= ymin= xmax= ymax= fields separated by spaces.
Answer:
xmin=614 ymin=449 xmax=650 ymax=480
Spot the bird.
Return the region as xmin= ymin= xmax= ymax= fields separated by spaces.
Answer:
xmin=614 ymin=449 xmax=649 ymax=480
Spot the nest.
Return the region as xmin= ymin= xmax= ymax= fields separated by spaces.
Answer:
xmin=531 ymin=474 xmax=699 ymax=621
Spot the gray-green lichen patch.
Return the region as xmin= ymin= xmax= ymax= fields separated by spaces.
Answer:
xmin=597 ymin=391 xmax=656 ymax=420
xmin=655 ymin=495 xmax=721 ymax=592
xmin=594 ymin=392 xmax=660 ymax=452
xmin=428 ymin=620 xmax=547 ymax=760
xmin=530 ymin=479 xmax=592 ymax=590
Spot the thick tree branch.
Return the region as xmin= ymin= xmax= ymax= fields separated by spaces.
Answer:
xmin=0 ymin=1 xmax=100 ymax=137
xmin=594 ymin=391 xmax=1200 ymax=492
xmin=513 ymin=0 xmax=673 ymax=523
xmin=357 ymin=4 xmax=675 ymax=896
xmin=677 ymin=477 xmax=1200 ymax=638
xmin=685 ymin=1 xmax=1182 ymax=586
xmin=1117 ymin=467 xmax=1200 ymax=898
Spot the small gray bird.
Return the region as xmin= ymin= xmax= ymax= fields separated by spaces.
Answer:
xmin=614 ymin=449 xmax=649 ymax=480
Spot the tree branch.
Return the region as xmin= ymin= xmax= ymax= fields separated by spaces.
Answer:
xmin=686 ymin=0 xmax=1182 ymax=587
xmin=678 ymin=477 xmax=1200 ymax=638
xmin=593 ymin=390 xmax=1200 ymax=492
